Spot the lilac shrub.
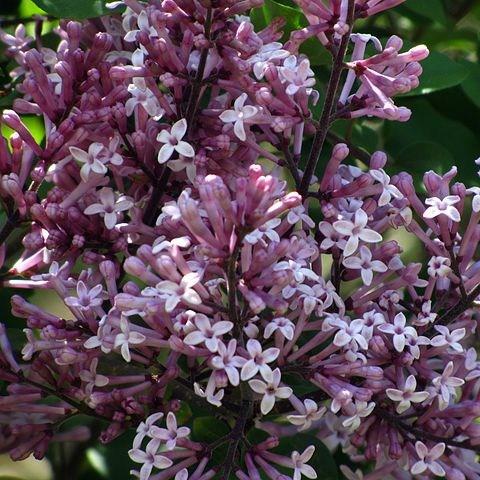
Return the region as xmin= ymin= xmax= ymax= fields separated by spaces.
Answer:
xmin=0 ymin=0 xmax=479 ymax=479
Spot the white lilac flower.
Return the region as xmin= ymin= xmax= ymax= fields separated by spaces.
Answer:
xmin=410 ymin=442 xmax=446 ymax=477
xmin=151 ymin=412 xmax=190 ymax=450
xmin=432 ymin=361 xmax=465 ymax=410
xmin=240 ymin=339 xmax=279 ymax=381
xmin=378 ymin=312 xmax=417 ymax=352
xmin=465 ymin=347 xmax=480 ymax=381
xmin=430 ymin=325 xmax=466 ymax=353
xmin=114 ymin=315 xmax=146 ymax=362
xmin=64 ymin=281 xmax=103 ymax=311
xmin=386 ymin=375 xmax=429 ymax=413
xmin=194 ymin=374 xmax=224 ymax=407
xmin=248 ymin=367 xmax=293 ymax=414
xmin=333 ymin=209 xmax=382 ymax=257
xmin=244 ymin=218 xmax=281 ymax=245
xmin=154 ymin=273 xmax=202 ymax=312
xmin=83 ymin=187 xmax=134 ymax=230
xmin=370 ymin=168 xmax=403 ymax=206
xmin=84 ymin=316 xmax=114 ymax=354
xmin=183 ymin=314 xmax=233 ymax=352
xmin=279 ymin=55 xmax=316 ymax=96
xmin=331 ymin=317 xmax=369 ymax=351
xmin=423 ymin=195 xmax=461 ymax=222
xmin=413 ymin=300 xmax=437 ymax=326
xmin=126 ymin=83 xmax=164 ymax=118
xmin=157 ymin=119 xmax=195 ymax=164
xmin=211 ymin=339 xmax=246 ymax=386
xmin=291 ymin=445 xmax=318 ymax=480
xmin=123 ymin=10 xmax=157 ymax=42
xmin=466 ymin=187 xmax=480 ymax=212
xmin=70 ymin=143 xmax=108 ymax=182
xmin=286 ymin=205 xmax=315 ymax=228
xmin=79 ymin=358 xmax=109 ymax=395
xmin=219 ymin=93 xmax=258 ymax=141
xmin=128 ymin=439 xmax=173 ymax=480
xmin=287 ymin=399 xmax=326 ymax=431
xmin=318 ymin=221 xmax=347 ymax=251
xmin=342 ymin=401 xmax=375 ymax=431
xmin=264 ymin=317 xmax=295 ymax=341
xmin=133 ymin=412 xmax=164 ymax=449
xmin=342 ymin=245 xmax=387 ymax=286
xmin=248 ymin=42 xmax=290 ymax=80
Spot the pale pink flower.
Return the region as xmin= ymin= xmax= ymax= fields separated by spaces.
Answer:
xmin=411 ymin=442 xmax=446 ymax=477
xmin=342 ymin=401 xmax=375 ymax=431
xmin=432 ymin=361 xmax=465 ymax=410
xmin=291 ymin=445 xmax=317 ymax=480
xmin=79 ymin=358 xmax=109 ymax=395
xmin=64 ymin=281 xmax=103 ymax=311
xmin=342 ymin=245 xmax=387 ymax=286
xmin=378 ymin=312 xmax=417 ymax=352
xmin=333 ymin=209 xmax=382 ymax=257
xmin=157 ymin=119 xmax=195 ymax=164
xmin=133 ymin=412 xmax=164 ymax=449
xmin=83 ymin=187 xmax=133 ymax=230
xmin=264 ymin=317 xmax=295 ymax=341
xmin=114 ymin=315 xmax=146 ymax=362
xmin=211 ymin=339 xmax=246 ymax=386
xmin=151 ymin=412 xmax=190 ymax=450
xmin=70 ymin=143 xmax=108 ymax=182
xmin=240 ymin=339 xmax=279 ymax=381
xmin=248 ymin=367 xmax=292 ymax=414
xmin=128 ymin=439 xmax=173 ymax=480
xmin=430 ymin=325 xmax=466 ymax=353
xmin=287 ymin=399 xmax=326 ymax=431
xmin=183 ymin=315 xmax=233 ymax=352
xmin=423 ymin=196 xmax=461 ymax=222
xmin=386 ymin=375 xmax=429 ymax=413
xmin=219 ymin=93 xmax=258 ymax=141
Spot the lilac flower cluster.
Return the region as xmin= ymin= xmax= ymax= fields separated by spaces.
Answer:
xmin=0 ymin=0 xmax=478 ymax=479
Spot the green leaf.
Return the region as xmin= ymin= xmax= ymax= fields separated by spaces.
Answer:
xmin=191 ymin=416 xmax=230 ymax=443
xmin=30 ymin=0 xmax=114 ymax=19
xmin=251 ymin=0 xmax=305 ymax=38
xmin=403 ymin=51 xmax=468 ymax=96
xmin=384 ymin=98 xmax=480 ymax=186
xmin=461 ymin=60 xmax=480 ymax=109
xmin=404 ymin=0 xmax=448 ymax=25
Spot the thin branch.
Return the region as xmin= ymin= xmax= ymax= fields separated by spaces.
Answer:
xmin=298 ymin=0 xmax=355 ymax=197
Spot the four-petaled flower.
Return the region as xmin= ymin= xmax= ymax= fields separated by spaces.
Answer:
xmin=183 ymin=315 xmax=233 ymax=352
xmin=240 ymin=339 xmax=279 ymax=381
xmin=333 ymin=209 xmax=382 ymax=257
xmin=279 ymin=55 xmax=316 ymax=97
xmin=430 ymin=325 xmax=466 ymax=353
xmin=70 ymin=143 xmax=108 ymax=182
xmin=157 ymin=119 xmax=195 ymax=164
xmin=133 ymin=412 xmax=164 ymax=449
xmin=248 ymin=367 xmax=293 ymax=414
xmin=151 ymin=412 xmax=190 ymax=450
xmin=410 ymin=442 xmax=446 ymax=477
xmin=378 ymin=312 xmax=417 ymax=352
xmin=83 ymin=187 xmax=133 ymax=230
xmin=432 ymin=361 xmax=465 ymax=410
xmin=79 ymin=358 xmax=109 ymax=395
xmin=342 ymin=245 xmax=387 ymax=286
xmin=287 ymin=399 xmax=326 ymax=431
xmin=219 ymin=93 xmax=258 ymax=141
xmin=291 ymin=445 xmax=318 ymax=480
xmin=64 ymin=281 xmax=103 ymax=311
xmin=423 ymin=196 xmax=461 ymax=222
xmin=114 ymin=315 xmax=146 ymax=362
xmin=211 ymin=339 xmax=246 ymax=386
xmin=128 ymin=439 xmax=173 ymax=480
xmin=386 ymin=375 xmax=429 ymax=413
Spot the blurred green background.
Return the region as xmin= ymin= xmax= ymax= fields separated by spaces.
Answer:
xmin=0 ymin=0 xmax=480 ymax=479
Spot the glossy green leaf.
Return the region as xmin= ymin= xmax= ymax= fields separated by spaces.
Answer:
xmin=461 ymin=60 xmax=480 ymax=109
xmin=30 ymin=0 xmax=114 ymax=19
xmin=404 ymin=0 xmax=448 ymax=25
xmin=191 ymin=416 xmax=230 ymax=443
xmin=251 ymin=0 xmax=305 ymax=38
